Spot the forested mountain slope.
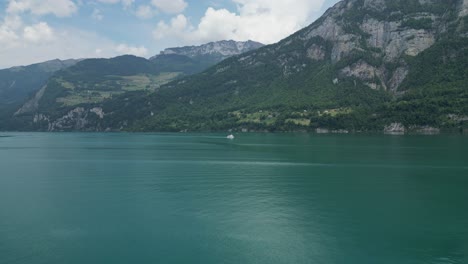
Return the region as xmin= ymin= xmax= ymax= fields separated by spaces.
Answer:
xmin=6 ymin=0 xmax=468 ymax=132
xmin=5 ymin=41 xmax=263 ymax=131
xmin=0 ymin=59 xmax=79 ymax=126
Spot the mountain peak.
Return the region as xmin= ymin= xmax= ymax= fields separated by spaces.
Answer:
xmin=151 ymin=40 xmax=264 ymax=60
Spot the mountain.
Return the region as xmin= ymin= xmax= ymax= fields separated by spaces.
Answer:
xmin=149 ymin=40 xmax=264 ymax=75
xmin=10 ymin=55 xmax=177 ymax=131
xmin=6 ymin=0 xmax=468 ymax=132
xmin=0 ymin=59 xmax=79 ymax=110
xmin=152 ymin=40 xmax=264 ymax=60
xmin=98 ymin=0 xmax=467 ymax=133
xmin=6 ymin=40 xmax=263 ymax=131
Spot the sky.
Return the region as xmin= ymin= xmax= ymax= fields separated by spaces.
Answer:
xmin=0 ymin=0 xmax=340 ymax=69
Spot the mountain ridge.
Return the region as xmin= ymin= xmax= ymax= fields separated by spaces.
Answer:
xmin=119 ymin=0 xmax=468 ymax=133
xmin=0 ymin=58 xmax=80 ymax=123
xmin=151 ymin=40 xmax=264 ymax=60
xmin=149 ymin=40 xmax=264 ymax=75
xmin=4 ymin=0 xmax=468 ymax=133
xmin=3 ymin=40 xmax=265 ymax=131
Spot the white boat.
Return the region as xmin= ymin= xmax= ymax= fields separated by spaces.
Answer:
xmin=227 ymin=134 xmax=235 ymax=139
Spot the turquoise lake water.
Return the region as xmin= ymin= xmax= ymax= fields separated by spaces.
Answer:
xmin=0 ymin=133 xmax=467 ymax=264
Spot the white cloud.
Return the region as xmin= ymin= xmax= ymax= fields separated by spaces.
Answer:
xmin=153 ymin=14 xmax=190 ymax=40
xmin=0 ymin=26 xmax=19 ymax=48
xmin=92 ymin=8 xmax=104 ymax=21
xmin=0 ymin=29 xmax=99 ymax=68
xmin=0 ymin=19 xmax=148 ymax=68
xmin=7 ymin=0 xmax=78 ymax=17
xmin=135 ymin=5 xmax=156 ymax=19
xmin=97 ymin=0 xmax=134 ymax=8
xmin=0 ymin=16 xmax=22 ymax=48
xmin=23 ymin=22 xmax=54 ymax=43
xmin=151 ymin=0 xmax=187 ymax=14
xmin=96 ymin=0 xmax=119 ymax=3
xmin=0 ymin=27 xmax=19 ymax=44
xmin=114 ymin=44 xmax=148 ymax=57
xmin=153 ymin=0 xmax=326 ymax=45
xmin=2 ymin=15 xmax=23 ymax=30
xmin=0 ymin=0 xmax=152 ymax=68
xmin=122 ymin=0 xmax=135 ymax=6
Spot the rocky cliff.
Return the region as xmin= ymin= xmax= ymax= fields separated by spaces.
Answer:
xmin=270 ymin=0 xmax=465 ymax=92
xmin=152 ymin=40 xmax=264 ymax=61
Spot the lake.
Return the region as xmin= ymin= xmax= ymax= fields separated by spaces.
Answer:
xmin=1 ymin=133 xmax=467 ymax=264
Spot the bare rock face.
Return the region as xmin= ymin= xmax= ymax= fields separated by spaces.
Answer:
xmin=32 ymin=107 xmax=106 ymax=131
xmin=307 ymin=44 xmax=326 ymax=61
xmin=48 ymin=107 xmax=88 ymax=131
xmin=33 ymin=113 xmax=49 ymax=123
xmin=341 ymin=60 xmax=377 ymax=82
xmin=288 ymin=0 xmax=458 ymax=92
xmin=387 ymin=29 xmax=435 ymax=58
xmin=384 ymin=123 xmax=406 ymax=134
xmin=460 ymin=0 xmax=468 ymax=16
xmin=154 ymin=40 xmax=264 ymax=60
xmin=90 ymin=107 xmax=105 ymax=119
xmin=304 ymin=16 xmax=343 ymax=43
xmin=330 ymin=34 xmax=359 ymax=63
xmin=225 ymin=0 xmax=463 ymax=94
xmin=387 ymin=67 xmax=409 ymax=92
xmin=361 ymin=18 xmax=395 ymax=52
xmin=361 ymin=18 xmax=436 ymax=61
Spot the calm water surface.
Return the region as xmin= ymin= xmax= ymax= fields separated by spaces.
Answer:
xmin=0 ymin=133 xmax=467 ymax=264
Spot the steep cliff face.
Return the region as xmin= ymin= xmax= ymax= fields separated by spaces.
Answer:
xmin=29 ymin=107 xmax=106 ymax=132
xmin=270 ymin=0 xmax=464 ymax=92
xmin=152 ymin=40 xmax=264 ymax=60
xmin=201 ymin=0 xmax=464 ymax=95
xmin=148 ymin=40 xmax=264 ymax=76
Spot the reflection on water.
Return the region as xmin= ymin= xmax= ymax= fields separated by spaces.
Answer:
xmin=0 ymin=133 xmax=468 ymax=264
